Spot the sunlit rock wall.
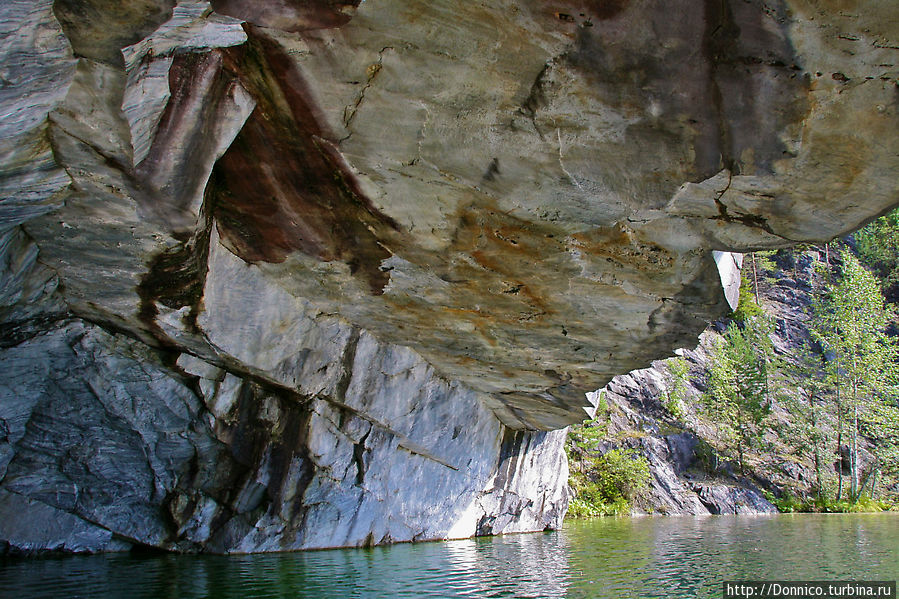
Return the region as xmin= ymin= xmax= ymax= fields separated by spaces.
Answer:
xmin=0 ymin=317 xmax=567 ymax=553
xmin=1 ymin=0 xmax=897 ymax=552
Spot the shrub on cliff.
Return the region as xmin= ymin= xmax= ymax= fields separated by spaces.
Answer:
xmin=567 ymin=445 xmax=651 ymax=518
xmin=732 ymin=274 xmax=765 ymax=323
xmin=662 ymin=356 xmax=690 ymax=420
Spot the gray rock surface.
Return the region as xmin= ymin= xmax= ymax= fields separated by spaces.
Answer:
xmin=0 ymin=320 xmax=568 ymax=553
xmin=0 ymin=0 xmax=896 ymax=552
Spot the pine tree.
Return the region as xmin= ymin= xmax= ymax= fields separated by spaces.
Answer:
xmin=702 ymin=314 xmax=774 ymax=473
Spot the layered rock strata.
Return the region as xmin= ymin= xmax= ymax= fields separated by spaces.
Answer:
xmin=1 ymin=0 xmax=897 ymax=552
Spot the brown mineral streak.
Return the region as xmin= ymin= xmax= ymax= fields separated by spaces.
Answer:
xmin=570 ymin=225 xmax=674 ymax=272
xmin=210 ymin=25 xmax=400 ymax=295
xmin=543 ymin=0 xmax=629 ymax=22
xmin=449 ymin=202 xmax=556 ymax=317
xmin=136 ymin=51 xmax=236 ymax=228
xmin=134 ymin=50 xmax=243 ymax=337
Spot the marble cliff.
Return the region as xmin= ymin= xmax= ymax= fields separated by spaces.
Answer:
xmin=0 ymin=0 xmax=897 ymax=553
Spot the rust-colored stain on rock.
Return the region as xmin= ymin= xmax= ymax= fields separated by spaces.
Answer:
xmin=447 ymin=202 xmax=558 ymax=319
xmin=569 ymin=224 xmax=674 ymax=273
xmin=540 ymin=0 xmax=629 ymax=24
xmin=210 ymin=26 xmax=400 ymax=295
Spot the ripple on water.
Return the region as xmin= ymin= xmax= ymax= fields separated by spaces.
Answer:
xmin=0 ymin=514 xmax=896 ymax=599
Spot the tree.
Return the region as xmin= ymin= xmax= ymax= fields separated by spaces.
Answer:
xmin=855 ymin=207 xmax=899 ymax=304
xmin=662 ymin=356 xmax=690 ymax=419
xmin=856 ymin=361 xmax=899 ymax=498
xmin=778 ymin=341 xmax=837 ymax=502
xmin=702 ymin=314 xmax=774 ymax=473
xmin=811 ymin=249 xmax=899 ymax=502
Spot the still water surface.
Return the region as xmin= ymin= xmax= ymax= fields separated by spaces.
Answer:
xmin=2 ymin=514 xmax=896 ymax=598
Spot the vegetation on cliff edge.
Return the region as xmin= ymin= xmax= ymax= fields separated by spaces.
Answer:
xmin=566 ymin=418 xmax=651 ymax=517
xmin=566 ymin=207 xmax=899 ymax=517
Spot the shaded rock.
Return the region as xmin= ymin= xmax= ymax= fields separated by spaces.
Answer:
xmin=0 ymin=489 xmax=130 ymax=555
xmin=691 ymin=484 xmax=777 ymax=515
xmin=666 ymin=433 xmax=699 ymax=474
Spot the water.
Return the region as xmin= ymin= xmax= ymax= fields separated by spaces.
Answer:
xmin=2 ymin=514 xmax=896 ymax=598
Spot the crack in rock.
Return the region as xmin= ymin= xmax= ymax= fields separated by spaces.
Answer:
xmin=340 ymin=46 xmax=393 ymax=143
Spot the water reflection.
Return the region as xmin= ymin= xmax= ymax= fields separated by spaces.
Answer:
xmin=1 ymin=514 xmax=896 ymax=599
xmin=443 ymin=533 xmax=572 ymax=597
xmin=565 ymin=514 xmax=899 ymax=599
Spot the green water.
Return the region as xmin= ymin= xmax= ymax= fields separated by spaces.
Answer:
xmin=1 ymin=514 xmax=896 ymax=598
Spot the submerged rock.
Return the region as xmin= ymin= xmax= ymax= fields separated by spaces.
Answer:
xmin=1 ymin=0 xmax=896 ymax=552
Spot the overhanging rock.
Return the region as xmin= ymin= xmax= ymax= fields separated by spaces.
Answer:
xmin=1 ymin=0 xmax=897 ymax=552
xmin=6 ymin=0 xmax=898 ymax=429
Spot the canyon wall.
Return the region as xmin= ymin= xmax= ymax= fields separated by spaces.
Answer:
xmin=1 ymin=0 xmax=897 ymax=552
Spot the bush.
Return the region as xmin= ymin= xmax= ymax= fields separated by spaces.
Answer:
xmin=762 ymin=490 xmax=889 ymax=513
xmin=568 ymin=420 xmax=606 ymax=452
xmin=594 ymin=449 xmax=651 ymax=501
xmin=567 ymin=494 xmax=631 ymax=518
xmin=567 ymin=448 xmax=651 ymax=518
xmin=762 ymin=490 xmax=805 ymax=513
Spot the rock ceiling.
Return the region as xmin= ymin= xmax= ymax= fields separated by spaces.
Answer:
xmin=2 ymin=0 xmax=898 ymax=428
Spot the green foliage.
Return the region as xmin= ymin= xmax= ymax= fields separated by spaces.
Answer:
xmin=813 ymin=250 xmax=895 ymax=377
xmin=777 ymin=339 xmax=837 ymax=500
xmin=762 ymin=490 xmax=805 ymax=513
xmin=567 ymin=447 xmax=651 ymax=518
xmin=753 ymin=250 xmax=778 ymax=274
xmin=701 ymin=314 xmax=774 ymax=472
xmin=593 ymin=448 xmax=652 ymax=502
xmin=594 ymin=390 xmax=609 ymax=416
xmin=762 ymin=489 xmax=891 ymax=513
xmin=811 ymin=248 xmax=899 ymax=502
xmin=662 ymin=356 xmax=690 ymax=419
xmin=567 ymin=494 xmax=631 ymax=518
xmin=855 ymin=207 xmax=899 ymax=302
xmin=732 ymin=274 xmax=765 ymax=323
xmin=569 ymin=419 xmax=606 ymax=452
xmin=860 ymin=388 xmax=899 ymax=488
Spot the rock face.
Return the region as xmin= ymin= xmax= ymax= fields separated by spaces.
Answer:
xmin=591 ymin=367 xmax=778 ymax=515
xmin=0 ymin=0 xmax=897 ymax=552
xmin=1 ymin=316 xmax=569 ymax=553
